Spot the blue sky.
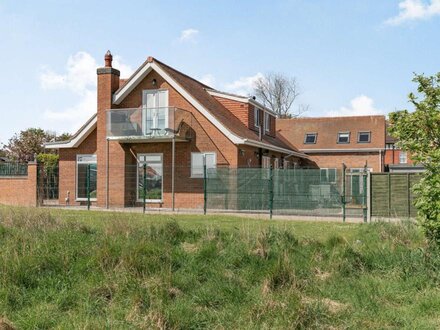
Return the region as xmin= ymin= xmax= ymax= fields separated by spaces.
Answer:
xmin=1 ymin=0 xmax=440 ymax=144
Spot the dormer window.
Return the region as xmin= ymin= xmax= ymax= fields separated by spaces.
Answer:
xmin=358 ymin=131 xmax=371 ymax=143
xmin=264 ymin=113 xmax=270 ymax=132
xmin=337 ymin=132 xmax=350 ymax=144
xmin=254 ymin=107 xmax=260 ymax=128
xmin=304 ymin=133 xmax=317 ymax=144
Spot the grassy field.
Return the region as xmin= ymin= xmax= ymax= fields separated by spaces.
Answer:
xmin=0 ymin=207 xmax=439 ymax=329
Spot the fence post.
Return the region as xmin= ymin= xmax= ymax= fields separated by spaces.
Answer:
xmin=269 ymin=165 xmax=274 ymax=219
xmin=362 ymin=169 xmax=368 ymax=223
xmin=342 ymin=164 xmax=346 ymax=222
xmin=388 ymin=172 xmax=391 ymax=218
xmin=407 ymin=173 xmax=411 ymax=218
xmin=86 ymin=164 xmax=91 ymax=211
xmin=203 ymin=161 xmax=207 ymax=215
xmin=143 ymin=163 xmax=147 ymax=214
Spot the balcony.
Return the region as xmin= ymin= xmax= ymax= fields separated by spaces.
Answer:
xmin=106 ymin=107 xmax=193 ymax=142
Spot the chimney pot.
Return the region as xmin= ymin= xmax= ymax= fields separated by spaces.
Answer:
xmin=147 ymin=56 xmax=154 ymax=63
xmin=104 ymin=50 xmax=113 ymax=68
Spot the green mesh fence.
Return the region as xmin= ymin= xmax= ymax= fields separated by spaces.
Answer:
xmin=206 ymin=168 xmax=345 ymax=217
xmin=0 ymin=163 xmax=28 ymax=176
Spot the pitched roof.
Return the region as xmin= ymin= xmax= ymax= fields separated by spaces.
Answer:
xmin=278 ymin=115 xmax=386 ymax=151
xmin=113 ymin=57 xmax=304 ymax=156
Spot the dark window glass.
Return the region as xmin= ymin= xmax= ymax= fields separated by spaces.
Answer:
xmin=304 ymin=133 xmax=317 ymax=144
xmin=338 ymin=132 xmax=350 ymax=143
xmin=358 ymin=132 xmax=371 ymax=143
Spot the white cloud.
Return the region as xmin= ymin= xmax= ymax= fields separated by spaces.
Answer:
xmin=179 ymin=28 xmax=199 ymax=43
xmin=385 ymin=0 xmax=440 ymax=25
xmin=325 ymin=95 xmax=383 ymax=117
xmin=224 ymin=72 xmax=264 ymax=96
xmin=39 ymin=51 xmax=133 ymax=133
xmin=198 ymin=74 xmax=216 ymax=87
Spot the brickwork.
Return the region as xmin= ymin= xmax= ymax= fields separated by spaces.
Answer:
xmin=384 ymin=148 xmax=413 ymax=166
xmin=309 ymin=152 xmax=383 ymax=172
xmin=0 ymin=163 xmax=37 ymax=206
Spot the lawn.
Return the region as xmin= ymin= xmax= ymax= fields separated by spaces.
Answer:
xmin=0 ymin=206 xmax=439 ymax=329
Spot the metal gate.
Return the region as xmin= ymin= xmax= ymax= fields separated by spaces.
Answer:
xmin=37 ymin=164 xmax=59 ymax=206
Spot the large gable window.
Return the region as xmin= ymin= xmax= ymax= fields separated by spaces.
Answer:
xmin=337 ymin=132 xmax=350 ymax=144
xmin=191 ymin=152 xmax=216 ymax=178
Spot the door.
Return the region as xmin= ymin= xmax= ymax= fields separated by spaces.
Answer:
xmin=142 ymin=90 xmax=168 ymax=135
xmin=137 ymin=154 xmax=163 ymax=202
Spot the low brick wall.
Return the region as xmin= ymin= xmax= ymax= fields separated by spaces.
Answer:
xmin=0 ymin=162 xmax=38 ymax=207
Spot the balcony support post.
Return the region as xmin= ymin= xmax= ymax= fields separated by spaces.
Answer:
xmin=172 ymin=135 xmax=175 ymax=211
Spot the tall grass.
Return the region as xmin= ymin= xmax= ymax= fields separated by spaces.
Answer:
xmin=0 ymin=208 xmax=439 ymax=329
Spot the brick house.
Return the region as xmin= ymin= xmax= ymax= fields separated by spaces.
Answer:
xmin=384 ymin=129 xmax=424 ymax=173
xmin=46 ymin=51 xmax=310 ymax=209
xmin=277 ymin=115 xmax=387 ymax=173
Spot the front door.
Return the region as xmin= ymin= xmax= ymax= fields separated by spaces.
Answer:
xmin=137 ymin=154 xmax=163 ymax=202
xmin=142 ymin=90 xmax=169 ymax=136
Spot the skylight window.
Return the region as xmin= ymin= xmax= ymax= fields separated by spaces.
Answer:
xmin=304 ymin=133 xmax=317 ymax=144
xmin=337 ymin=132 xmax=350 ymax=144
xmin=358 ymin=132 xmax=371 ymax=143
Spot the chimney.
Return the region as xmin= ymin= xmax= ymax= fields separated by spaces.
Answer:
xmin=104 ymin=50 xmax=113 ymax=68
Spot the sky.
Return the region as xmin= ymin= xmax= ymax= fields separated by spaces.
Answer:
xmin=1 ymin=0 xmax=440 ymax=144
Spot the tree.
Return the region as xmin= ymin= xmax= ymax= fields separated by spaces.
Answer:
xmin=253 ymin=72 xmax=306 ymax=118
xmin=389 ymin=73 xmax=440 ymax=242
xmin=1 ymin=128 xmax=71 ymax=162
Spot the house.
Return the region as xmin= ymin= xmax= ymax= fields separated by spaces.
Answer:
xmin=277 ymin=115 xmax=387 ymax=173
xmin=45 ymin=51 xmax=310 ymax=209
xmin=384 ymin=130 xmax=423 ymax=173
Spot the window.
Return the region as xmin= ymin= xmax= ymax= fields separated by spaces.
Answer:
xmin=142 ymin=90 xmax=169 ymax=136
xmin=320 ymin=168 xmax=337 ymax=184
xmin=399 ymin=151 xmax=407 ymax=164
xmin=283 ymin=160 xmax=290 ymax=169
xmin=304 ymin=133 xmax=317 ymax=144
xmin=264 ymin=113 xmax=270 ymax=132
xmin=191 ymin=152 xmax=216 ymax=178
xmin=358 ymin=131 xmax=371 ymax=143
xmin=385 ymin=143 xmax=394 ymax=150
xmin=137 ymin=154 xmax=163 ymax=202
xmin=76 ymin=155 xmax=97 ymax=201
xmin=337 ymin=132 xmax=350 ymax=144
xmin=273 ymin=158 xmax=279 ymax=169
xmin=254 ymin=107 xmax=260 ymax=128
xmin=262 ymin=156 xmax=271 ymax=169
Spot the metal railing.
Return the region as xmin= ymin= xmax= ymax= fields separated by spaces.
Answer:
xmin=106 ymin=107 xmax=193 ymax=140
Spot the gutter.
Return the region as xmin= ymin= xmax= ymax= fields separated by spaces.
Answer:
xmin=300 ymin=148 xmax=385 ymax=154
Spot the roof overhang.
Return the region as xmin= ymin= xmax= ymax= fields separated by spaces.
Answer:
xmin=242 ymin=139 xmax=309 ymax=159
xmin=206 ymin=90 xmax=278 ymax=117
xmin=300 ymin=148 xmax=384 ymax=154
xmin=44 ymin=115 xmax=97 ymax=149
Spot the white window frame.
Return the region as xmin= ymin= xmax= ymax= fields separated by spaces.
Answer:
xmin=191 ymin=152 xmax=216 ymax=178
xmin=262 ymin=155 xmax=271 ymax=169
xmin=358 ymin=131 xmax=371 ymax=143
xmin=76 ymin=154 xmax=97 ymax=201
xmin=337 ymin=132 xmax=350 ymax=144
xmin=254 ymin=107 xmax=260 ymax=128
xmin=264 ymin=112 xmax=270 ymax=133
xmin=142 ymin=89 xmax=169 ymax=135
xmin=304 ymin=133 xmax=317 ymax=144
xmin=399 ymin=151 xmax=407 ymax=164
xmin=137 ymin=153 xmax=163 ymax=203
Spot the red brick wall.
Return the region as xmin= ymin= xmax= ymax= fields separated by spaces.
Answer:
xmin=308 ymin=152 xmax=383 ymax=172
xmin=212 ymin=96 xmax=249 ymax=127
xmin=0 ymin=163 xmax=37 ymax=206
xmin=384 ymin=149 xmax=413 ymax=166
